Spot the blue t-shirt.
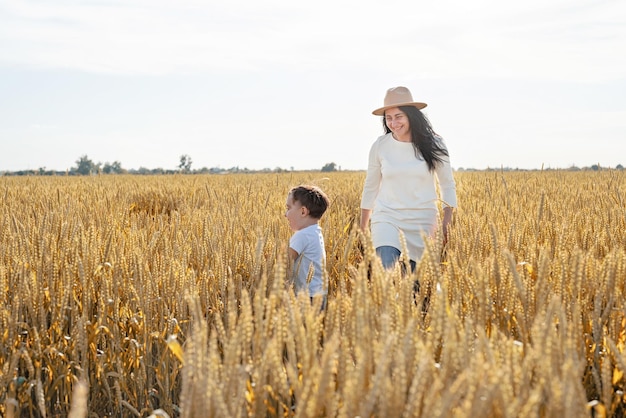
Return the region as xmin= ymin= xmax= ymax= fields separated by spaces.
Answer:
xmin=289 ymin=224 xmax=326 ymax=297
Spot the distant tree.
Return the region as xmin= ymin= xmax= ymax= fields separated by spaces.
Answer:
xmin=617 ymin=164 xmax=624 ymax=170
xmin=179 ymin=155 xmax=192 ymax=173
xmin=74 ymin=155 xmax=98 ymax=175
xmin=102 ymin=161 xmax=124 ymax=174
xmin=321 ymin=162 xmax=337 ymax=172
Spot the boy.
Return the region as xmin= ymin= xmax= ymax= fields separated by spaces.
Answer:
xmin=284 ymin=185 xmax=330 ymax=309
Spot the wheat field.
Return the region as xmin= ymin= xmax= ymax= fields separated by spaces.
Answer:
xmin=1 ymin=170 xmax=625 ymax=417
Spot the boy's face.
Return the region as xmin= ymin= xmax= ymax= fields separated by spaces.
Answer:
xmin=285 ymin=193 xmax=308 ymax=231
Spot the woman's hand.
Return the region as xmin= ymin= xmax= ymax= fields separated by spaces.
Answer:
xmin=360 ymin=208 xmax=372 ymax=231
xmin=442 ymin=206 xmax=454 ymax=246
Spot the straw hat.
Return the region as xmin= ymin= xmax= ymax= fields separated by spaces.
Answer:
xmin=372 ymin=86 xmax=427 ymax=116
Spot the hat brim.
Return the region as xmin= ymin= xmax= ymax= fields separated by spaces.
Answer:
xmin=372 ymin=102 xmax=427 ymax=116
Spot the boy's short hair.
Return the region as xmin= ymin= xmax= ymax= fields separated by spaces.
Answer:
xmin=290 ymin=185 xmax=330 ymax=219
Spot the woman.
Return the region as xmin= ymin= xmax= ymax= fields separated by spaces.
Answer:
xmin=360 ymin=86 xmax=457 ymax=271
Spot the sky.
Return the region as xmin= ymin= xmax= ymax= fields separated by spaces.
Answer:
xmin=1 ymin=0 xmax=625 ymax=172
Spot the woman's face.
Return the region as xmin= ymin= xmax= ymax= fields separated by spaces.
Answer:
xmin=384 ymin=107 xmax=411 ymax=141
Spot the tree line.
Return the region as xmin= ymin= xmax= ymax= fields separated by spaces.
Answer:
xmin=2 ymin=155 xmax=622 ymax=176
xmin=1 ymin=155 xmax=343 ymax=176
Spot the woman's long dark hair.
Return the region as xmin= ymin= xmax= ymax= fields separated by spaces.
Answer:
xmin=383 ymin=105 xmax=449 ymax=172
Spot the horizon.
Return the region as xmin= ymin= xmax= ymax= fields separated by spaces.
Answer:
xmin=1 ymin=157 xmax=621 ymax=175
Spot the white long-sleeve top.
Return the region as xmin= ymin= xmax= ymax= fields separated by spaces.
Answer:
xmin=361 ymin=133 xmax=457 ymax=260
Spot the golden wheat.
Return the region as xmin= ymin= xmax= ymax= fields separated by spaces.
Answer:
xmin=0 ymin=170 xmax=625 ymax=417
